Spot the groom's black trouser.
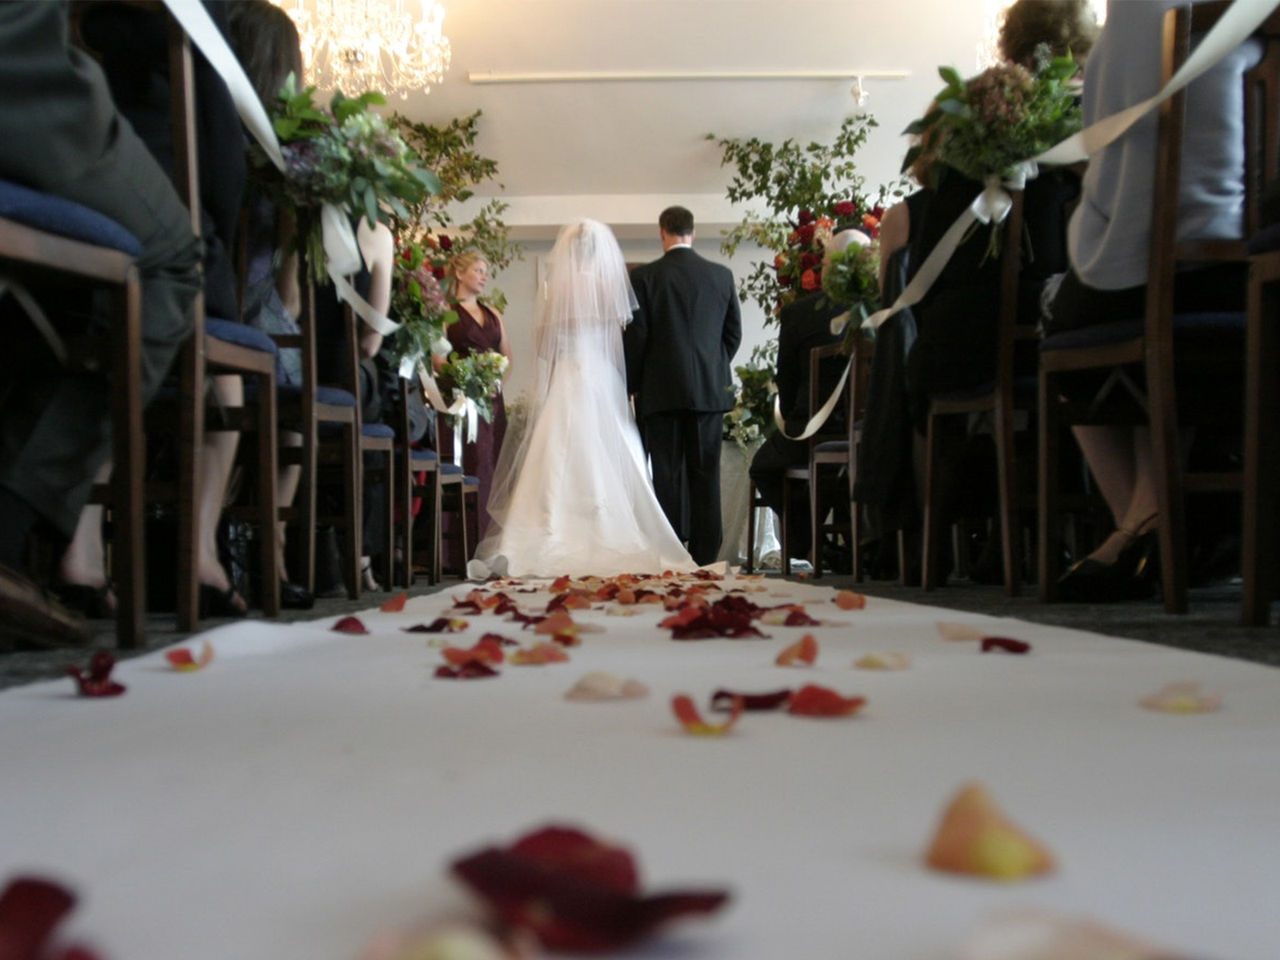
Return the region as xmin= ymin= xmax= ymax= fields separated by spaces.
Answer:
xmin=643 ymin=410 xmax=723 ymax=565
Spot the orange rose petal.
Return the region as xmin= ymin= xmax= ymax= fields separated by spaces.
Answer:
xmin=165 ymin=641 xmax=214 ymax=672
xmin=510 ymin=643 xmax=570 ymax=665
xmin=833 ymin=590 xmax=867 ymax=610
xmin=534 ymin=610 xmax=577 ymax=636
xmin=672 ymin=693 xmax=742 ymax=736
xmin=379 ymin=592 xmax=408 ymax=613
xmin=775 ymin=634 xmax=818 ymax=666
xmin=925 ymin=782 xmax=1056 ymax=881
xmin=1139 ymin=682 xmax=1222 ymax=714
xmin=787 ymin=684 xmax=866 ymax=717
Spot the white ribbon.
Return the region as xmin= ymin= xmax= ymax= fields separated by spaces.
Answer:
xmin=1 ymin=275 xmax=67 ymax=364
xmin=319 ymin=205 xmax=401 ymax=337
xmin=772 ymin=351 xmax=854 ymax=441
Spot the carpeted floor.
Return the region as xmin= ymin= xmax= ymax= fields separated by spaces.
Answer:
xmin=3 ymin=572 xmax=1275 ymax=690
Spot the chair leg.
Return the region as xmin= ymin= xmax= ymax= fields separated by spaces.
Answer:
xmin=1039 ymin=371 xmax=1062 ymax=601
xmin=431 ymin=476 xmax=444 ymax=584
xmin=810 ymin=465 xmax=823 ymax=580
xmin=922 ymin=412 xmax=941 ymax=591
xmin=745 ymin=480 xmax=757 ymax=574
xmin=780 ymin=478 xmax=791 ymax=577
xmin=111 ymin=279 xmax=146 ymax=648
xmin=994 ymin=398 xmax=1021 ymax=597
xmin=176 ymin=339 xmax=203 ymax=632
xmin=1147 ymin=354 xmax=1189 ymax=615
xmin=850 ymin=497 xmax=862 ymax=582
xmin=340 ymin=423 xmax=361 ymax=600
xmin=380 ymin=449 xmax=395 ymax=591
xmin=1242 ymin=262 xmax=1280 ymax=625
xmin=256 ymin=368 xmax=280 ymax=617
xmin=296 ymin=424 xmax=318 ymax=595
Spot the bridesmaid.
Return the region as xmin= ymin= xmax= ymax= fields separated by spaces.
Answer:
xmin=436 ymin=251 xmax=512 ymax=539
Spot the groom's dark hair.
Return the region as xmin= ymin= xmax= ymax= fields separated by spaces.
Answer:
xmin=659 ymin=206 xmax=694 ymax=237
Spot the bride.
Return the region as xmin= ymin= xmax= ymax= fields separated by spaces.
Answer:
xmin=468 ymin=219 xmax=698 ymax=579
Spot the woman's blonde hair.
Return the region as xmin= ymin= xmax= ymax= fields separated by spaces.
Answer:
xmin=447 ymin=250 xmax=487 ymax=298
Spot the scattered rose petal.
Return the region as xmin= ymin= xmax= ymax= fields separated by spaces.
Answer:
xmin=787 ymin=684 xmax=866 ymax=717
xmin=981 ymin=637 xmax=1031 ymax=654
xmin=937 ymin=621 xmax=987 ymax=641
xmin=603 ymin=603 xmax=643 ymax=616
xmin=165 ymin=641 xmax=214 ymax=672
xmin=405 ymin=617 xmax=469 ymax=634
xmin=759 ymin=605 xmax=820 ymax=626
xmin=710 ymin=688 xmax=791 ymax=712
xmin=664 ymin=596 xmax=768 ymax=639
xmin=565 ymin=672 xmax=649 ymax=701
xmin=1139 ymin=682 xmax=1222 ymax=714
xmin=479 ymin=632 xmax=518 ymax=647
xmin=380 ymin=592 xmax=408 ymax=613
xmin=332 ymin=615 xmax=370 ymax=635
xmin=443 ymin=638 xmax=506 ymax=667
xmin=358 ymin=921 xmax=535 ymax=960
xmin=833 ymin=590 xmax=867 ymax=610
xmin=451 ymin=824 xmax=729 ymax=952
xmin=775 ymin=634 xmax=818 ymax=666
xmin=854 ymin=651 xmax=912 ymax=670
xmin=672 ymin=693 xmax=742 ymax=735
xmin=452 ymin=601 xmax=484 ymax=615
xmin=925 ymin=782 xmax=1056 ymax=881
xmin=0 ymin=876 xmax=105 ymax=960
xmin=67 ymin=650 xmax=125 ymax=697
xmin=510 ymin=643 xmax=570 ymax=665
xmin=961 ymin=908 xmax=1194 ymax=960
xmin=435 ymin=662 xmax=500 ymax=679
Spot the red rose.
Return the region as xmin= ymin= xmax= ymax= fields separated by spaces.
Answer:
xmin=797 ymin=209 xmax=815 ymax=226
xmin=800 ymin=252 xmax=820 ymax=270
xmin=796 ymin=223 xmax=817 ymax=246
xmin=871 ymin=205 xmax=885 ymax=219
xmin=833 ymin=201 xmax=856 ymax=217
xmin=432 ymin=265 xmax=446 ymax=280
xmin=800 ymin=268 xmax=819 ymax=291
xmin=439 ymin=234 xmax=453 ymax=251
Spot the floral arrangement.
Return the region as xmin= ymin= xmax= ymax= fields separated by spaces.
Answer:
xmin=902 ymin=49 xmax=1082 ymax=184
xmin=390 ymin=237 xmax=457 ymax=367
xmin=774 ymin=203 xmax=884 ymax=305
xmin=712 ymin=115 xmax=902 ymax=322
xmin=248 ymin=74 xmax=440 ymax=279
xmin=439 ymin=349 xmax=509 ymax=423
xmin=820 ymin=239 xmax=881 ymax=330
xmin=723 ymin=360 xmax=777 ymax=453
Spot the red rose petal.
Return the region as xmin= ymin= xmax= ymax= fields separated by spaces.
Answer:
xmin=405 ymin=617 xmax=468 ymax=633
xmin=0 ymin=876 xmax=75 ymax=959
xmin=710 ymin=688 xmax=792 ymax=712
xmin=435 ymin=662 xmax=500 ymax=679
xmin=508 ymin=826 xmax=638 ymax=894
xmin=788 ymin=684 xmax=867 ymax=717
xmin=776 ymin=634 xmax=818 ymax=666
xmin=332 ymin=615 xmax=369 ymax=635
xmin=451 ymin=829 xmax=729 ymax=953
xmin=981 ymin=637 xmax=1031 ymax=654
xmin=380 ymin=592 xmax=408 ymax=612
xmin=67 ymin=651 xmax=125 ymax=697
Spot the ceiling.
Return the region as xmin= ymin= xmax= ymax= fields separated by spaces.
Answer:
xmin=338 ymin=0 xmax=995 ymax=231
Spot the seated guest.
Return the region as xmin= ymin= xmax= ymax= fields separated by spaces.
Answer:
xmin=1046 ymin=0 xmax=1260 ymax=600
xmin=0 ymin=0 xmax=200 ymax=646
xmin=750 ymin=227 xmax=869 ymax=566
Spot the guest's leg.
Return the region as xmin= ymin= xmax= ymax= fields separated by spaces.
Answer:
xmin=1069 ymin=425 xmax=1159 ymax=566
xmin=748 ymin=432 xmax=808 ymax=558
xmin=197 ymin=375 xmax=243 ymax=599
xmin=277 ymin=429 xmax=303 ymax=583
xmin=686 ymin=412 xmax=725 ymax=565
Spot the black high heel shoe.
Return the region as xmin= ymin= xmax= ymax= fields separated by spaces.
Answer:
xmin=279 ymin=580 xmax=314 ymax=611
xmin=199 ymin=583 xmax=248 ymax=618
xmin=1057 ymin=520 xmax=1158 ymax=603
xmin=51 ymin=580 xmax=118 ymax=620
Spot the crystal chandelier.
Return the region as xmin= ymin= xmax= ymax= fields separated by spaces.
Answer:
xmin=277 ymin=0 xmax=452 ymax=99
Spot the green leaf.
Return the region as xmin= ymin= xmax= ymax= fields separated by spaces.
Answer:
xmin=363 ymin=186 xmax=378 ymax=227
xmin=938 ymin=65 xmax=964 ymax=89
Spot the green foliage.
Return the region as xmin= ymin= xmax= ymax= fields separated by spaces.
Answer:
xmin=439 ymin=349 xmax=509 ymax=423
xmin=710 ymin=115 xmax=903 ymax=324
xmin=389 ymin=111 xmax=522 ymax=311
xmin=723 ymin=359 xmax=778 ymax=452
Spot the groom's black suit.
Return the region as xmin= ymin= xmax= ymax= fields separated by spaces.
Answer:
xmin=626 ymin=245 xmax=741 ymax=564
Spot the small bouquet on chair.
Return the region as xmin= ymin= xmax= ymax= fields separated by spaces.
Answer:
xmin=821 ymin=239 xmax=880 ymax=349
xmin=439 ymin=349 xmax=509 ymax=440
xmin=391 ymin=236 xmax=458 ymax=373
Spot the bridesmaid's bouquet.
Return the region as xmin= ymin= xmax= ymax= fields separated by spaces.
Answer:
xmin=439 ymin=350 xmax=509 ymax=423
xmin=723 ymin=361 xmax=777 ymax=453
xmin=247 ymin=74 xmax=440 ymax=279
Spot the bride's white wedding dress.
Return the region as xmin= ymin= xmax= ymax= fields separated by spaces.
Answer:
xmin=468 ymin=220 xmax=697 ymax=579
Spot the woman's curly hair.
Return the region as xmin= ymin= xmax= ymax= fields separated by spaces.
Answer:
xmin=999 ymin=0 xmax=1099 ymax=69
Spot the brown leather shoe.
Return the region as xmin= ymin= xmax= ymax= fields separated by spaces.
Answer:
xmin=0 ymin=564 xmax=93 ymax=650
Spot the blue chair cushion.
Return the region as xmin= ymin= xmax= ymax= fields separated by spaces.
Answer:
xmin=1248 ymin=222 xmax=1280 ymax=254
xmin=0 ymin=177 xmax=142 ymax=257
xmin=463 ymin=475 xmax=480 ymax=487
xmin=205 ymin=317 xmax=278 ymax=354
xmin=362 ymin=423 xmax=395 ymax=439
xmin=439 ymin=463 xmax=464 ymax=477
xmin=1042 ymin=312 xmax=1244 ymax=354
xmin=407 ymin=448 xmax=439 ymax=465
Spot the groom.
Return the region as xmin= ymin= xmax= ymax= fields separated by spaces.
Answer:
xmin=626 ymin=206 xmax=741 ymax=565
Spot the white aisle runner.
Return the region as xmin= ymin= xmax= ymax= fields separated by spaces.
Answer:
xmin=1 ymin=574 xmax=1278 ymax=960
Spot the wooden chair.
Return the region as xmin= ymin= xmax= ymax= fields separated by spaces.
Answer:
xmin=0 ymin=178 xmax=146 ymax=648
xmin=1039 ymin=2 xmax=1280 ymax=613
xmin=921 ymin=190 xmax=1027 ymax=595
xmin=395 ymin=375 xmax=443 ymax=587
xmin=780 ymin=340 xmax=860 ymax=578
xmin=1242 ymin=246 xmax=1280 ymax=624
xmin=165 ymin=17 xmax=279 ymax=627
